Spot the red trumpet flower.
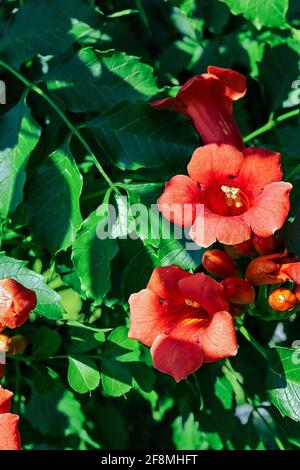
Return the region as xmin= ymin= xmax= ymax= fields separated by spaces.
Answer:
xmin=0 ymin=386 xmax=21 ymax=450
xmin=152 ymin=66 xmax=246 ymax=149
xmin=158 ymin=144 xmax=292 ymax=247
xmin=246 ymin=251 xmax=300 ymax=286
xmin=129 ymin=265 xmax=237 ymax=382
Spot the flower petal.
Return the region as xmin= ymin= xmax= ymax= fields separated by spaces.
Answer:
xmin=178 ymin=273 xmax=228 ymax=315
xmin=128 ymin=289 xmax=170 ymax=347
xmin=147 ymin=265 xmax=191 ymax=299
xmin=0 ymin=414 xmax=21 ymax=450
xmin=196 ymin=310 xmax=238 ymax=362
xmin=158 ymin=175 xmax=203 ymax=227
xmin=190 ymin=211 xmax=251 ymax=247
xmin=0 ymin=386 xmax=13 ymax=413
xmin=207 ymin=66 xmax=247 ymax=101
xmin=238 ymin=148 xmax=283 ymax=193
xmin=151 ymin=334 xmax=204 ymax=382
xmin=187 ymin=143 xmax=243 ymax=186
xmin=243 ymin=182 xmax=292 ymax=237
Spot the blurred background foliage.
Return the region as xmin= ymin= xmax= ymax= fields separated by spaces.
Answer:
xmin=0 ymin=0 xmax=300 ymax=450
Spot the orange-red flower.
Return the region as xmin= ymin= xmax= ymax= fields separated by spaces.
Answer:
xmin=246 ymin=251 xmax=300 ymax=285
xmin=0 ymin=279 xmax=37 ymax=330
xmin=0 ymin=386 xmax=21 ymax=450
xmin=129 ymin=265 xmax=237 ymax=382
xmin=152 ymin=66 xmax=246 ymax=149
xmin=158 ymin=144 xmax=292 ymax=247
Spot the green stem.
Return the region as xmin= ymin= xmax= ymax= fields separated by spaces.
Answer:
xmin=239 ymin=326 xmax=267 ymax=360
xmin=0 ymin=59 xmax=118 ymax=192
xmin=285 ymin=164 xmax=300 ymax=181
xmin=244 ymin=109 xmax=299 ymax=143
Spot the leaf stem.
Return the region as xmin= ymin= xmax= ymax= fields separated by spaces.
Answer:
xmin=239 ymin=326 xmax=267 ymax=360
xmin=0 ymin=59 xmax=118 ymax=192
xmin=244 ymin=109 xmax=299 ymax=143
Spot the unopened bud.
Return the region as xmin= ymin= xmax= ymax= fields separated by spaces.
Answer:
xmin=222 ymin=277 xmax=255 ymax=304
xmin=7 ymin=335 xmax=27 ymax=355
xmin=0 ymin=364 xmax=5 ymax=380
xmin=253 ymin=233 xmax=284 ymax=256
xmin=229 ymin=303 xmax=244 ymax=318
xmin=202 ymin=249 xmax=238 ymax=278
xmin=268 ymin=288 xmax=297 ymax=312
xmin=0 ymin=334 xmax=11 ymax=353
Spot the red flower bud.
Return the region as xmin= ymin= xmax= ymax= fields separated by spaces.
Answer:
xmin=252 ymin=233 xmax=284 ymax=256
xmin=268 ymin=288 xmax=297 ymax=312
xmin=246 ymin=251 xmax=300 ymax=286
xmin=202 ymin=249 xmax=238 ymax=278
xmin=0 ymin=279 xmax=37 ymax=330
xmin=231 ymin=239 xmax=256 ymax=258
xmin=222 ymin=277 xmax=255 ymax=304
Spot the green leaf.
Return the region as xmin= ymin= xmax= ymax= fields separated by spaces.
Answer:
xmin=72 ymin=210 xmax=119 ymax=303
xmin=31 ymin=326 xmax=62 ymax=359
xmin=267 ymin=347 xmax=300 ymax=422
xmin=101 ymin=358 xmax=132 ymax=397
xmin=68 ymin=322 xmax=110 ymax=354
xmin=283 ymin=209 xmax=300 ymax=258
xmin=26 ymin=142 xmax=83 ymax=255
xmin=46 ymin=48 xmax=159 ymax=112
xmin=219 ymin=0 xmax=289 ymax=29
xmin=0 ymin=0 xmax=96 ymax=67
xmin=0 ymin=254 xmax=63 ymax=320
xmin=68 ymin=356 xmax=100 ymax=394
xmin=172 ymin=413 xmax=203 ymax=450
xmin=32 ymin=364 xmax=60 ymax=394
xmin=86 ymin=101 xmax=199 ymax=170
xmin=0 ymin=99 xmax=40 ymax=218
xmin=121 ymin=245 xmax=158 ymax=298
xmin=260 ymin=45 xmax=300 ymax=110
xmin=103 ymin=326 xmax=140 ymax=363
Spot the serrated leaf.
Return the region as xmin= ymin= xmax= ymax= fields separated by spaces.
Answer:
xmin=0 ymin=254 xmax=63 ymax=320
xmin=0 ymin=0 xmax=96 ymax=67
xmin=86 ymin=101 xmax=199 ymax=170
xmin=68 ymin=356 xmax=100 ymax=394
xmin=31 ymin=326 xmax=62 ymax=359
xmin=72 ymin=210 xmax=119 ymax=303
xmin=267 ymin=347 xmax=300 ymax=422
xmin=219 ymin=0 xmax=289 ymax=29
xmin=26 ymin=142 xmax=83 ymax=255
xmin=0 ymin=99 xmax=40 ymax=218
xmin=45 ymin=48 xmax=159 ymax=112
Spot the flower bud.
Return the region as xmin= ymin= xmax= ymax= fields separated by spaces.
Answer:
xmin=245 ymin=255 xmax=282 ymax=285
xmin=227 ymin=239 xmax=256 ymax=259
xmin=202 ymin=249 xmax=238 ymax=278
xmin=7 ymin=335 xmax=27 ymax=355
xmin=222 ymin=277 xmax=255 ymax=304
xmin=268 ymin=288 xmax=297 ymax=312
xmin=252 ymin=233 xmax=284 ymax=256
xmin=0 ymin=279 xmax=37 ymax=329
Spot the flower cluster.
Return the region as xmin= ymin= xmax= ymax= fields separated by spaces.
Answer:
xmin=129 ymin=66 xmax=297 ymax=382
xmin=0 ymin=279 xmax=37 ymax=450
